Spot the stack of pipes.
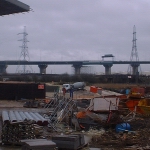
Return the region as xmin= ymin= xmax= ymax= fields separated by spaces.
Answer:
xmin=2 ymin=111 xmax=48 ymax=126
xmin=1 ymin=120 xmax=36 ymax=144
xmin=1 ymin=111 xmax=47 ymax=144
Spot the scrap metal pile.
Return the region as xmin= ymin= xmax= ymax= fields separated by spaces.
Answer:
xmin=42 ymin=86 xmax=150 ymax=149
xmin=124 ymin=87 xmax=150 ymax=115
xmin=86 ymin=86 xmax=150 ymax=149
xmin=43 ymin=91 xmax=123 ymax=131
xmin=1 ymin=111 xmax=48 ymax=144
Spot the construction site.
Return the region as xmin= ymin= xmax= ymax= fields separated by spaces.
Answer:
xmin=0 ymin=81 xmax=149 ymax=150
xmin=1 ymin=0 xmax=150 ymax=150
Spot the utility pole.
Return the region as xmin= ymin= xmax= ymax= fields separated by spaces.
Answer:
xmin=16 ymin=26 xmax=32 ymax=73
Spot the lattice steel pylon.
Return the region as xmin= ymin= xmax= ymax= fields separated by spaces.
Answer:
xmin=16 ymin=26 xmax=33 ymax=73
xmin=127 ymin=25 xmax=142 ymax=75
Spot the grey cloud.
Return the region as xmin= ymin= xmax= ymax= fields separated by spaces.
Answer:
xmin=0 ymin=0 xmax=150 ymax=73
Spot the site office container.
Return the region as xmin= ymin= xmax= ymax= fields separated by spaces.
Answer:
xmin=0 ymin=83 xmax=45 ymax=100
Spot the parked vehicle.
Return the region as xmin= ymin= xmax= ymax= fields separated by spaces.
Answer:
xmin=62 ymin=82 xmax=85 ymax=91
xmin=72 ymin=82 xmax=85 ymax=90
xmin=62 ymin=84 xmax=72 ymax=91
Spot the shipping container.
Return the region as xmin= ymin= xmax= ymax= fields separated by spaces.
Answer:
xmin=0 ymin=83 xmax=45 ymax=100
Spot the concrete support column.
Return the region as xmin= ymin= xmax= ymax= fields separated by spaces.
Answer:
xmin=72 ymin=64 xmax=82 ymax=75
xmin=131 ymin=64 xmax=139 ymax=75
xmin=0 ymin=65 xmax=7 ymax=74
xmin=103 ymin=64 xmax=113 ymax=75
xmin=38 ymin=64 xmax=48 ymax=74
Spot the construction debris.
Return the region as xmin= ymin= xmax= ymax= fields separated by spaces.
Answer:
xmin=23 ymin=100 xmax=39 ymax=108
xmin=1 ymin=84 xmax=150 ymax=149
xmin=42 ymin=86 xmax=150 ymax=149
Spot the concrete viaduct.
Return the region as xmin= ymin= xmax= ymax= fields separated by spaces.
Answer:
xmin=0 ymin=60 xmax=150 ymax=75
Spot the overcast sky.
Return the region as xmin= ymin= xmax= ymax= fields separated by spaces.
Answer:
xmin=1 ymin=0 xmax=150 ymax=74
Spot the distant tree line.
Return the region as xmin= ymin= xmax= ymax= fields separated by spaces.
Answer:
xmin=1 ymin=73 xmax=150 ymax=84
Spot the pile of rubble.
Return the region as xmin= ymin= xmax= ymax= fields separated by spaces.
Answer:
xmin=89 ymin=123 xmax=150 ymax=149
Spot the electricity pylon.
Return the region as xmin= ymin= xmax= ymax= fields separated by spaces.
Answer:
xmin=16 ymin=26 xmax=33 ymax=73
xmin=127 ymin=25 xmax=142 ymax=75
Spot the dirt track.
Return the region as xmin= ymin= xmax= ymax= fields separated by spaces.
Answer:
xmin=94 ymin=83 xmax=144 ymax=89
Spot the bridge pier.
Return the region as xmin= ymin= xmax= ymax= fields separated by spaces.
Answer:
xmin=131 ymin=64 xmax=139 ymax=75
xmin=0 ymin=65 xmax=7 ymax=74
xmin=38 ymin=64 xmax=48 ymax=74
xmin=72 ymin=64 xmax=82 ymax=75
xmin=103 ymin=64 xmax=113 ymax=75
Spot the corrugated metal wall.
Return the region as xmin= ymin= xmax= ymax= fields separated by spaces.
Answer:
xmin=0 ymin=83 xmax=45 ymax=100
